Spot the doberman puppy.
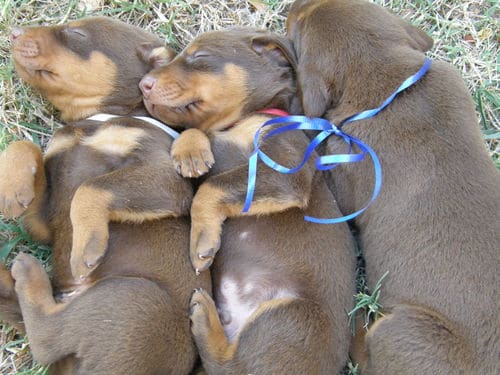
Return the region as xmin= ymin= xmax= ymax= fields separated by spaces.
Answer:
xmin=140 ymin=28 xmax=356 ymax=374
xmin=287 ymin=0 xmax=500 ymax=374
xmin=0 ymin=17 xmax=210 ymax=374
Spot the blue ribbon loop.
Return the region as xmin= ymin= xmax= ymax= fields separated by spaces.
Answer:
xmin=243 ymin=58 xmax=431 ymax=224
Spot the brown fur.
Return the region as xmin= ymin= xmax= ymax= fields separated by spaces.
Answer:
xmin=140 ymin=28 xmax=356 ymax=374
xmin=1 ymin=17 xmax=210 ymax=374
xmin=287 ymin=1 xmax=500 ymax=373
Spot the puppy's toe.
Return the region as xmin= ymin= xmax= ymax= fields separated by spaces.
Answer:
xmin=190 ymin=148 xmax=214 ymax=177
xmin=170 ymin=128 xmax=214 ymax=178
xmin=179 ymin=156 xmax=196 ymax=178
xmin=190 ymin=289 xmax=215 ymax=331
xmin=190 ymin=231 xmax=221 ymax=273
xmin=71 ymin=228 xmax=108 ymax=280
xmin=16 ymin=185 xmax=35 ymax=209
xmin=190 ymin=153 xmax=210 ymax=177
xmin=0 ymin=186 xmax=35 ymax=218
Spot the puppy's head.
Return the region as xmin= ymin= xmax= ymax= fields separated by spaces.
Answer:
xmin=287 ymin=0 xmax=434 ymax=117
xmin=11 ymin=17 xmax=175 ymax=121
xmin=140 ymin=28 xmax=298 ymax=132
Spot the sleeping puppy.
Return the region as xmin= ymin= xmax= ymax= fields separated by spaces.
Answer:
xmin=140 ymin=28 xmax=356 ymax=374
xmin=0 ymin=17 xmax=210 ymax=374
xmin=287 ymin=0 xmax=500 ymax=374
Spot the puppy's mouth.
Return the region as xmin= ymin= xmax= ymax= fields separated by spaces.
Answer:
xmin=146 ymin=98 xmax=202 ymax=116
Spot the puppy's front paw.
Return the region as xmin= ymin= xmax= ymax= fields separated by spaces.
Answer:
xmin=70 ymin=186 xmax=111 ymax=280
xmin=11 ymin=253 xmax=51 ymax=299
xmin=190 ymin=185 xmax=225 ymax=273
xmin=190 ymin=226 xmax=221 ymax=274
xmin=171 ymin=128 xmax=214 ymax=178
xmin=0 ymin=142 xmax=38 ymax=218
xmin=70 ymin=225 xmax=109 ymax=280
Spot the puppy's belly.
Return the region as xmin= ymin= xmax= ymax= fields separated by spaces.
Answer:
xmin=216 ymin=274 xmax=298 ymax=342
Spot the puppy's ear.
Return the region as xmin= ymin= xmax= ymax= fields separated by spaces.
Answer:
xmin=137 ymin=42 xmax=176 ymax=68
xmin=298 ymin=72 xmax=330 ymax=118
xmin=400 ymin=20 xmax=433 ymax=52
xmin=251 ymin=35 xmax=297 ymax=69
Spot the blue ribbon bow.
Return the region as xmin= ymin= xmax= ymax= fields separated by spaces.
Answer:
xmin=242 ymin=58 xmax=432 ymax=224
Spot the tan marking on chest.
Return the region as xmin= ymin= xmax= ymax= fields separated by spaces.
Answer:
xmin=44 ymin=133 xmax=79 ymax=158
xmin=215 ymin=115 xmax=270 ymax=151
xmin=82 ymin=125 xmax=146 ymax=156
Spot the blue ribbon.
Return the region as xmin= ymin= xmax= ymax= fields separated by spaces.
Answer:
xmin=242 ymin=58 xmax=431 ymax=224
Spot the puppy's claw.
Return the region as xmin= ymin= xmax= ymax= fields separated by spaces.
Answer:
xmin=193 ymin=258 xmax=213 ymax=274
xmin=197 ymin=247 xmax=214 ymax=260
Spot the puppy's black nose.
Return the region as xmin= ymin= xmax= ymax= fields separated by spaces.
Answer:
xmin=139 ymin=75 xmax=157 ymax=98
xmin=10 ymin=28 xmax=24 ymax=42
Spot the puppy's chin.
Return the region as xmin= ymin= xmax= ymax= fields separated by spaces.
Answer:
xmin=144 ymin=100 xmax=191 ymax=129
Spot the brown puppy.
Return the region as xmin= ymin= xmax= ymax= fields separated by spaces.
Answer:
xmin=0 ymin=17 xmax=210 ymax=374
xmin=140 ymin=28 xmax=356 ymax=374
xmin=287 ymin=1 xmax=500 ymax=374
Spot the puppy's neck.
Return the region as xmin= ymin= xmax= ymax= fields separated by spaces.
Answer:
xmin=219 ymin=108 xmax=289 ymax=132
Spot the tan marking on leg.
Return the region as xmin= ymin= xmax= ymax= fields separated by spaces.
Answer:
xmin=109 ymin=209 xmax=179 ymax=223
xmin=82 ymin=125 xmax=146 ymax=156
xmin=24 ymin=143 xmax=50 ymax=241
xmin=216 ymin=115 xmax=270 ymax=150
xmin=244 ymin=297 xmax=297 ymax=329
xmin=70 ymin=186 xmax=113 ymax=279
xmin=0 ymin=141 xmax=50 ymax=241
xmin=0 ymin=141 xmax=40 ymax=218
xmin=44 ymin=133 xmax=79 ymax=158
xmin=190 ymin=289 xmax=237 ymax=363
xmin=225 ymin=198 xmax=305 ymax=217
xmin=190 ymin=182 xmax=306 ymax=271
xmin=190 ymin=184 xmax=227 ymax=271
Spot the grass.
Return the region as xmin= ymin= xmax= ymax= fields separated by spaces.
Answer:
xmin=0 ymin=0 xmax=498 ymax=373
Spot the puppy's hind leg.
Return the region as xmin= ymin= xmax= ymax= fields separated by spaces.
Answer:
xmin=11 ymin=253 xmax=69 ymax=365
xmin=363 ymin=304 xmax=475 ymax=375
xmin=13 ymin=254 xmax=197 ymax=374
xmin=190 ymin=289 xmax=343 ymax=375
